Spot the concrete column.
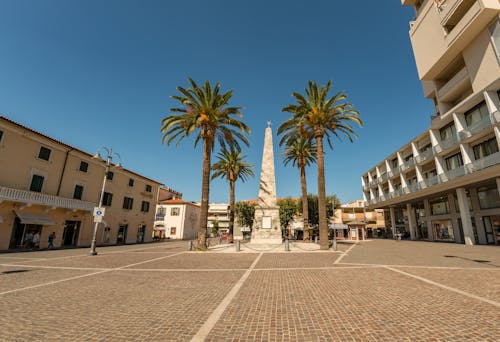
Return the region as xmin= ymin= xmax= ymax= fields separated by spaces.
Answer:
xmin=397 ymin=152 xmax=404 ymax=166
xmin=459 ymin=143 xmax=473 ymax=166
xmin=453 ymin=112 xmax=466 ymax=133
xmin=434 ymin=156 xmax=445 ymax=176
xmin=423 ymin=199 xmax=434 ymax=240
xmin=411 ymin=142 xmax=419 ymax=159
xmin=470 ymin=188 xmax=487 ymax=244
xmin=494 ymin=127 xmax=500 ymax=149
xmin=497 ymin=178 xmax=500 ymax=197
xmin=484 ymin=90 xmax=500 ymax=114
xmin=456 ymin=188 xmax=475 ymax=245
xmin=448 ymin=193 xmax=462 ymax=243
xmin=390 ymin=207 xmax=396 ymax=237
xmin=429 ymin=130 xmax=440 ymax=149
xmin=406 ymin=203 xmax=417 ymax=240
xmin=376 ymin=166 xmax=381 ymax=179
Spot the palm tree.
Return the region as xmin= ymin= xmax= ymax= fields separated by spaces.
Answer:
xmin=211 ymin=146 xmax=254 ymax=242
xmin=278 ymin=81 xmax=362 ymax=250
xmin=281 ymin=137 xmax=316 ymax=241
xmin=161 ymin=78 xmax=250 ymax=248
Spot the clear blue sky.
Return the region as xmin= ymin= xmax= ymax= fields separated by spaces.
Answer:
xmin=0 ymin=0 xmax=433 ymax=204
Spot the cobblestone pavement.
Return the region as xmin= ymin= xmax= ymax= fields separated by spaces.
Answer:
xmin=0 ymin=239 xmax=499 ymax=341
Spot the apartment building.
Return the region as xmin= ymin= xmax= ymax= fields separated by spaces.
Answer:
xmin=332 ymin=200 xmax=387 ymax=241
xmin=362 ymin=0 xmax=500 ymax=245
xmin=154 ymin=199 xmax=199 ymax=239
xmin=0 ymin=116 xmax=162 ymax=250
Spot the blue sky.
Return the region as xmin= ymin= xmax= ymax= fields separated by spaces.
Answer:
xmin=0 ymin=0 xmax=434 ymax=204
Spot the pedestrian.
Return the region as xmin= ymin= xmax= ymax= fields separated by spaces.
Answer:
xmin=32 ymin=231 xmax=40 ymax=249
xmin=24 ymin=231 xmax=33 ymax=249
xmin=48 ymin=232 xmax=56 ymax=249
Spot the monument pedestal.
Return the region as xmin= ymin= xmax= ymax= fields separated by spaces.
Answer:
xmin=251 ymin=206 xmax=282 ymax=244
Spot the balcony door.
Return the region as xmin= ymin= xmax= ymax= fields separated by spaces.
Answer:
xmin=117 ymin=224 xmax=128 ymax=244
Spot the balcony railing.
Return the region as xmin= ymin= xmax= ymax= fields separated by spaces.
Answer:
xmin=0 ymin=186 xmax=94 ymax=211
xmin=416 ymin=149 xmax=433 ymax=163
xmin=401 ymin=159 xmax=415 ymax=171
xmin=155 ymin=214 xmax=166 ymax=221
xmin=491 ymin=110 xmax=500 ymax=124
xmin=438 ymin=166 xmax=466 ymax=183
xmin=434 ymin=135 xmax=458 ymax=154
xmin=459 ymin=115 xmax=492 ymax=140
xmin=464 ymin=152 xmax=500 ymax=173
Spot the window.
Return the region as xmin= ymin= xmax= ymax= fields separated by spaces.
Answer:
xmin=489 ymin=16 xmax=500 ymax=62
xmin=472 ymin=138 xmax=499 ymax=160
xmin=106 ymin=171 xmax=114 ymax=180
xmin=445 ymin=152 xmax=463 ymax=171
xmin=122 ymin=197 xmax=134 ymax=210
xmin=419 ymin=143 xmax=432 ymax=153
xmin=145 ymin=184 xmax=152 ymax=192
xmin=404 ymin=154 xmax=414 ymax=162
xmin=464 ymin=102 xmax=489 ymax=127
xmin=391 ymin=158 xmax=398 ymax=168
xmin=477 ymin=186 xmax=500 ymax=209
xmin=170 ymin=207 xmax=180 ymax=216
xmin=73 ymin=185 xmax=84 ymax=200
xmin=439 ymin=123 xmax=456 ymax=141
xmin=141 ymin=201 xmax=150 ymax=212
xmin=0 ymin=130 xmax=3 ymax=142
xmin=102 ymin=192 xmax=113 ymax=206
xmin=155 ymin=207 xmax=166 ymax=220
xmin=128 ymin=178 xmax=134 ymax=187
xmin=170 ymin=227 xmax=177 ymax=235
xmin=79 ymin=161 xmax=88 ymax=173
xmin=430 ymin=197 xmax=449 ymax=215
xmin=38 ymin=146 xmax=51 ymax=161
xmin=29 ymin=175 xmax=44 ymax=192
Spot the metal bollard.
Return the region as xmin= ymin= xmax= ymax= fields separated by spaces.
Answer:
xmin=235 ymin=240 xmax=240 ymax=252
xmin=188 ymin=240 xmax=193 ymax=251
xmin=284 ymin=239 xmax=290 ymax=252
xmin=331 ymin=238 xmax=337 ymax=251
xmin=314 ymin=236 xmax=318 ymax=244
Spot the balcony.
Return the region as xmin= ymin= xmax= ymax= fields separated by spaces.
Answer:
xmin=416 ymin=149 xmax=434 ymax=163
xmin=459 ymin=115 xmax=492 ymax=140
xmin=436 ymin=66 xmax=470 ymax=103
xmin=0 ymin=186 xmax=95 ymax=211
xmin=438 ymin=165 xmax=466 ymax=182
xmin=401 ymin=159 xmax=416 ymax=171
xmin=434 ymin=135 xmax=459 ymax=154
xmin=464 ymin=152 xmax=500 ymax=173
xmin=409 ymin=0 xmax=499 ymax=80
xmin=155 ymin=214 xmax=166 ymax=221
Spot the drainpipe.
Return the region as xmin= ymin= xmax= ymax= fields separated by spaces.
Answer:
xmin=57 ymin=149 xmax=74 ymax=196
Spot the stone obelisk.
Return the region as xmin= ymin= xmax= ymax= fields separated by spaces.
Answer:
xmin=251 ymin=121 xmax=282 ymax=244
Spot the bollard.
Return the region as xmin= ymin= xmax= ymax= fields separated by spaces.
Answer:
xmin=188 ymin=240 xmax=193 ymax=251
xmin=314 ymin=236 xmax=318 ymax=244
xmin=235 ymin=240 xmax=240 ymax=252
xmin=332 ymin=238 xmax=337 ymax=251
xmin=285 ymin=239 xmax=290 ymax=252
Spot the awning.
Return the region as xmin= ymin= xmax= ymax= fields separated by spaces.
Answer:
xmin=329 ymin=223 xmax=348 ymax=230
xmin=15 ymin=211 xmax=55 ymax=225
xmin=346 ymin=221 xmax=366 ymax=226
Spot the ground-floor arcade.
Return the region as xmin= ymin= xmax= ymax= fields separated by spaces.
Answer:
xmin=384 ymin=179 xmax=500 ymax=245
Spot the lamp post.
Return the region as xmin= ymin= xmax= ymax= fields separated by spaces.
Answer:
xmin=89 ymin=147 xmax=121 ymax=256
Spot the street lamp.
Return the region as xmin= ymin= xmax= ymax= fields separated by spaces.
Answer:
xmin=89 ymin=147 xmax=121 ymax=256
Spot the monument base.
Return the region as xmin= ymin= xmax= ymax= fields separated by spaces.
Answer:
xmin=249 ymin=237 xmax=283 ymax=245
xmin=251 ymin=206 xmax=282 ymax=242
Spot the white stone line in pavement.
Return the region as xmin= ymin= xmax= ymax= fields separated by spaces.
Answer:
xmin=191 ymin=252 xmax=264 ymax=342
xmin=339 ymin=262 xmax=500 ymax=271
xmin=0 ymin=264 xmax=111 ymax=271
xmin=0 ymin=256 xmax=46 ymax=261
xmin=385 ymin=266 xmax=500 ymax=308
xmin=334 ymin=243 xmax=358 ymax=264
xmin=0 ymin=251 xmax=186 ymax=296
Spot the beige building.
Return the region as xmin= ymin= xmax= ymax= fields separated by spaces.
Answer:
xmin=362 ymin=1 xmax=500 ymax=245
xmin=0 ymin=116 xmax=162 ymax=250
xmin=332 ymin=200 xmax=386 ymax=241
xmin=154 ymin=199 xmax=200 ymax=240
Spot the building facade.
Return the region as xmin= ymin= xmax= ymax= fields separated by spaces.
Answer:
xmin=332 ymin=201 xmax=387 ymax=241
xmin=362 ymin=0 xmax=500 ymax=245
xmin=154 ymin=199 xmax=200 ymax=240
xmin=0 ymin=116 xmax=162 ymax=250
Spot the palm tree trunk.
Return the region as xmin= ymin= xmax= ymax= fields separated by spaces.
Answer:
xmin=198 ymin=138 xmax=211 ymax=248
xmin=229 ymin=179 xmax=235 ymax=243
xmin=316 ymin=136 xmax=329 ymax=250
xmin=300 ymin=165 xmax=309 ymax=241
